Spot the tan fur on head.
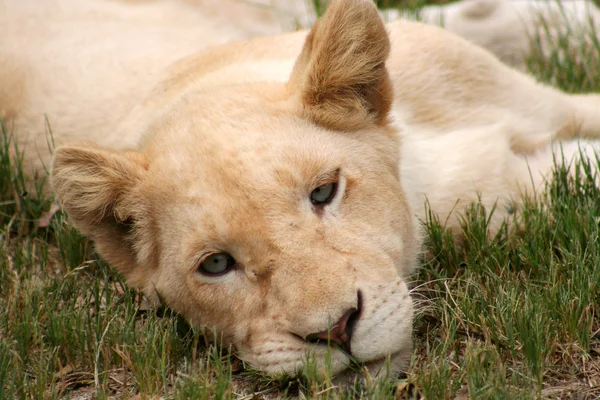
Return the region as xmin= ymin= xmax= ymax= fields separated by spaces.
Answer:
xmin=289 ymin=0 xmax=392 ymax=131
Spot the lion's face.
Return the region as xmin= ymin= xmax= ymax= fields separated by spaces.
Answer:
xmin=140 ymin=86 xmax=418 ymax=375
xmin=51 ymin=0 xmax=420 ymax=377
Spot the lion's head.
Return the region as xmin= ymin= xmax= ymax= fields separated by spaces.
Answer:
xmin=51 ymin=0 xmax=420 ymax=378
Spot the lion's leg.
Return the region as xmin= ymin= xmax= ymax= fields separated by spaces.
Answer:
xmin=475 ymin=138 xmax=600 ymax=237
xmin=508 ymin=140 xmax=600 ymax=224
xmin=561 ymin=93 xmax=600 ymax=140
xmin=386 ymin=21 xmax=600 ymax=155
xmin=506 ymin=92 xmax=600 ymax=156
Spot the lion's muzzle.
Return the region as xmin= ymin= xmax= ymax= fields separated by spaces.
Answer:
xmin=304 ymin=290 xmax=363 ymax=354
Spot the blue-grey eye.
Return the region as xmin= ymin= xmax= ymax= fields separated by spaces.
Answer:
xmin=310 ymin=182 xmax=338 ymax=205
xmin=198 ymin=253 xmax=235 ymax=275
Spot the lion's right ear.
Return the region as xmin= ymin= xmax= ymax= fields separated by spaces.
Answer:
xmin=51 ymin=143 xmax=155 ymax=287
xmin=287 ymin=0 xmax=392 ymax=132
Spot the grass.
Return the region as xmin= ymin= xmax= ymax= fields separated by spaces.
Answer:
xmin=2 ymin=1 xmax=600 ymax=399
xmin=412 ymin=155 xmax=600 ymax=399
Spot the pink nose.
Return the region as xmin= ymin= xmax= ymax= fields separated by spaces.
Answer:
xmin=305 ymin=291 xmax=362 ymax=355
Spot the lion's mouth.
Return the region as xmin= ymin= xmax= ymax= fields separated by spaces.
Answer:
xmin=327 ymin=350 xmax=407 ymax=384
xmin=304 ymin=291 xmax=363 ymax=355
xmin=361 ymin=349 xmax=403 ymax=368
xmin=305 ymin=334 xmax=406 ymax=374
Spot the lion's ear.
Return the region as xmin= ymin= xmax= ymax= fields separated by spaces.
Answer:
xmin=51 ymin=142 xmax=155 ymax=287
xmin=288 ymin=0 xmax=392 ymax=131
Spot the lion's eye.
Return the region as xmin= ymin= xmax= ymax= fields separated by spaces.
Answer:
xmin=198 ymin=253 xmax=235 ymax=275
xmin=310 ymin=182 xmax=338 ymax=205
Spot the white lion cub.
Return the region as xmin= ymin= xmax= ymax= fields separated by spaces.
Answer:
xmin=2 ymin=0 xmax=600 ymax=378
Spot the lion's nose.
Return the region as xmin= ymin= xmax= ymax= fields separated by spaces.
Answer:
xmin=305 ymin=291 xmax=363 ymax=355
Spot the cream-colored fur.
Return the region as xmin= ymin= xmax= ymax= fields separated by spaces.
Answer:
xmin=0 ymin=0 xmax=295 ymax=177
xmin=389 ymin=0 xmax=600 ymax=70
xmin=2 ymin=0 xmax=600 ymax=378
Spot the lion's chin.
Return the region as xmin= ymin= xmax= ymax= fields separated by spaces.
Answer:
xmin=362 ymin=349 xmax=408 ymax=376
xmin=331 ymin=349 xmax=410 ymax=385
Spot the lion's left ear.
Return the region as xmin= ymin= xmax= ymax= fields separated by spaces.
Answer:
xmin=51 ymin=142 xmax=157 ymax=290
xmin=288 ymin=0 xmax=392 ymax=131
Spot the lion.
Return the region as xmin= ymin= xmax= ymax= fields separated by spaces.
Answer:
xmin=2 ymin=0 xmax=600 ymax=378
xmin=391 ymin=0 xmax=600 ymax=70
